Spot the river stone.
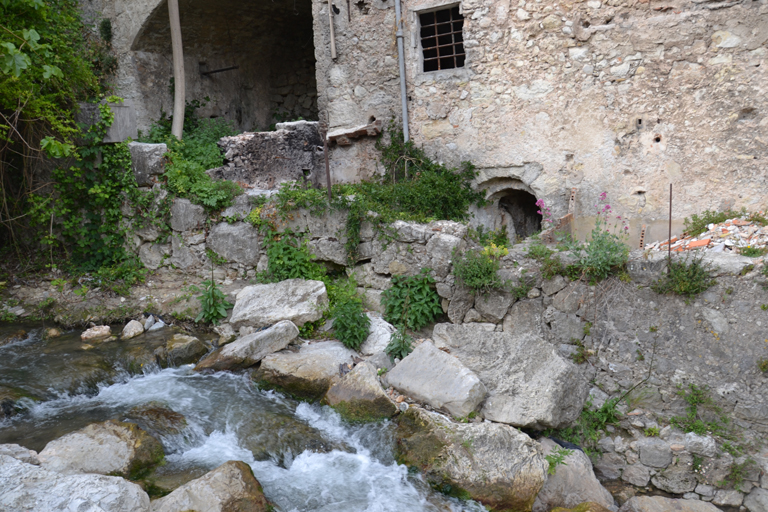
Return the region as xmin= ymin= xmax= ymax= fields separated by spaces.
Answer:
xmin=125 ymin=403 xmax=188 ymax=437
xmin=619 ymin=496 xmax=722 ymax=512
xmin=358 ymin=314 xmax=395 ymax=355
xmin=0 ymin=455 xmax=150 ymax=512
xmin=0 ymin=443 xmax=39 ymax=465
xmin=81 ymin=325 xmax=111 ymax=340
xmin=150 ymin=460 xmax=270 ymax=512
xmin=170 ymin=198 xmax=206 ymax=232
xmin=650 ymin=467 xmax=697 ymax=493
xmin=196 ymin=320 xmax=298 ymax=371
xmin=744 ymin=488 xmax=768 ymax=512
xmin=38 ymin=420 xmax=164 ymax=479
xmin=432 ymin=323 xmax=588 ymax=429
xmin=122 ymin=320 xmax=144 ymax=340
xmin=383 ymin=341 xmax=486 ymax=418
xmin=684 ymin=432 xmax=716 ymax=457
xmin=637 ymin=438 xmax=672 ymax=468
xmin=325 ymin=361 xmax=397 ymax=421
xmin=533 ymin=438 xmax=614 ymax=512
xmin=621 ymin=464 xmax=650 ymax=487
xmin=395 ymin=406 xmax=547 ymax=512
xmin=207 ymin=222 xmax=261 ymax=265
xmin=229 ymin=279 xmax=328 ymax=329
xmin=154 ymin=334 xmax=208 ymax=368
xmin=255 ymin=341 xmax=357 ymax=400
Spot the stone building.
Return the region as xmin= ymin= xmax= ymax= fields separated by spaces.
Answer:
xmin=88 ymin=0 xmax=767 ymax=241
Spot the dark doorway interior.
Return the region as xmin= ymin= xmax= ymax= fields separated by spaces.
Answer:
xmin=499 ymin=189 xmax=542 ymax=239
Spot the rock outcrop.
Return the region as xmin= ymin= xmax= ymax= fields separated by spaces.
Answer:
xmin=229 ymin=279 xmax=328 ymax=329
xmin=255 ymin=341 xmax=357 ymax=400
xmin=196 ymin=320 xmax=299 ymax=371
xmin=618 ymin=496 xmax=722 ymax=512
xmin=395 ymin=406 xmax=548 ymax=512
xmin=150 ymin=460 xmax=270 ymax=512
xmin=432 ymin=323 xmax=589 ymax=428
xmin=38 ymin=420 xmax=164 ymax=479
xmin=383 ymin=341 xmax=486 ymax=418
xmin=324 ymin=361 xmax=397 ymax=421
xmin=0 ymin=454 xmax=150 ymax=512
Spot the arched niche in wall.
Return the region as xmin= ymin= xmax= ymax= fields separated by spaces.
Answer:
xmin=470 ymin=177 xmax=543 ymax=243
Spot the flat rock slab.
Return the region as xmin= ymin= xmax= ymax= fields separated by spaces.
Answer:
xmin=383 ymin=341 xmax=486 ymax=418
xmin=325 ymin=362 xmax=396 ymax=421
xmin=196 ymin=320 xmax=299 ymax=371
xmin=618 ymin=496 xmax=722 ymax=512
xmin=0 ymin=443 xmax=39 ymax=465
xmin=533 ymin=438 xmax=614 ymax=512
xmin=150 ymin=460 xmax=270 ymax=512
xmin=229 ymin=279 xmax=328 ymax=330
xmin=432 ymin=323 xmax=589 ymax=429
xmin=38 ymin=420 xmax=164 ymax=478
xmin=0 ymin=455 xmax=150 ymax=512
xmin=207 ymin=222 xmax=261 ymax=266
xmin=395 ymin=406 xmax=547 ymax=512
xmin=255 ymin=341 xmax=357 ymax=400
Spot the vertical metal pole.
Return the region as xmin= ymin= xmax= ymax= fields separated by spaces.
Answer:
xmin=394 ymin=0 xmax=409 ymax=142
xmin=328 ymin=0 xmax=337 ymax=60
xmin=668 ymin=183 xmax=672 ymax=274
xmin=168 ymin=0 xmax=185 ymax=139
xmin=324 ymin=138 xmax=332 ymax=202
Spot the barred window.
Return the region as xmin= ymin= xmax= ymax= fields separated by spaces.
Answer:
xmin=419 ymin=6 xmax=465 ymax=72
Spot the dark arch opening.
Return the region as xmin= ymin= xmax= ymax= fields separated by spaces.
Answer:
xmin=499 ymin=189 xmax=542 ymax=239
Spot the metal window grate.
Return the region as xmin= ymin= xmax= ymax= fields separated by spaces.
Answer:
xmin=419 ymin=6 xmax=465 ymax=72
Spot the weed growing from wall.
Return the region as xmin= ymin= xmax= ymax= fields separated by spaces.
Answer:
xmin=579 ymin=193 xmax=629 ymax=281
xmin=382 ymin=270 xmax=442 ymax=330
xmin=651 ymin=256 xmax=715 ymax=297
xmin=451 ymin=247 xmax=505 ymax=295
xmin=332 ymin=299 xmax=370 ymax=350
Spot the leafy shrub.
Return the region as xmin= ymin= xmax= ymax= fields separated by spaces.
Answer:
xmin=382 ymin=269 xmax=442 ymax=330
xmin=468 ymin=225 xmax=509 ymax=249
xmin=385 ymin=328 xmax=414 ymax=361
xmin=670 ymin=384 xmax=728 ymax=436
xmin=332 ymin=299 xmax=370 ymax=350
xmin=684 ymin=209 xmax=739 ymax=237
xmin=580 ymin=193 xmax=629 ymax=281
xmin=527 ymin=243 xmax=554 ymax=262
xmin=259 ymin=231 xmax=326 ymax=282
xmin=652 ymin=256 xmax=715 ymax=297
xmin=547 ymin=397 xmax=622 ymax=456
xmin=644 ymin=426 xmax=660 ymax=437
xmin=191 ymin=278 xmax=233 ymax=325
xmin=545 ymin=447 xmax=572 ymax=475
xmin=452 ymin=248 xmax=504 ymax=295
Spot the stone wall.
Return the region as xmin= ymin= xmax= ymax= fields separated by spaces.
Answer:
xmin=310 ymin=0 xmax=768 ymax=243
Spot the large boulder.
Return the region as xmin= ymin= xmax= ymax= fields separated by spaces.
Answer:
xmin=0 ymin=455 xmax=150 ymax=512
xmin=383 ymin=341 xmax=486 ymax=418
xmin=150 ymin=460 xmax=270 ymax=512
xmin=229 ymin=279 xmax=328 ymax=329
xmin=432 ymin=323 xmax=589 ymax=429
xmin=254 ymin=341 xmax=357 ymax=400
xmin=324 ymin=362 xmax=397 ymax=421
xmin=207 ymin=222 xmax=261 ymax=265
xmin=155 ymin=334 xmax=208 ymax=368
xmin=533 ymin=438 xmax=614 ymax=512
xmin=395 ymin=406 xmax=548 ymax=512
xmin=38 ymin=420 xmax=164 ymax=479
xmin=618 ymin=496 xmax=722 ymax=512
xmin=195 ymin=320 xmax=299 ymax=371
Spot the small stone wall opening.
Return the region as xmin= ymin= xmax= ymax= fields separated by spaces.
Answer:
xmin=132 ymin=0 xmax=318 ymax=132
xmin=498 ymin=189 xmax=542 ymax=240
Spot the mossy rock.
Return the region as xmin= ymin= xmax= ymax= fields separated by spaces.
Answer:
xmin=323 ymin=362 xmax=397 ymax=422
xmin=551 ymin=503 xmax=614 ymax=512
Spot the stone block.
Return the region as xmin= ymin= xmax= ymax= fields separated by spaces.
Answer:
xmin=207 ymin=222 xmax=261 ymax=265
xmin=637 ymin=438 xmax=672 ymax=468
xmin=170 ymin=198 xmax=206 ymax=232
xmin=128 ymin=142 xmax=167 ymax=186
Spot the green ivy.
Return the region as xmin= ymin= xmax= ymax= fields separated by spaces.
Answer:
xmin=381 ymin=269 xmax=442 ymax=330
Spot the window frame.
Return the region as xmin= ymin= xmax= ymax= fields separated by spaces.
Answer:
xmin=412 ymin=3 xmax=469 ymax=78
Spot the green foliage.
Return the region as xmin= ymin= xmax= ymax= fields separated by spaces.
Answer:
xmin=545 ymin=447 xmax=572 ymax=475
xmin=684 ymin=209 xmax=739 ymax=237
xmin=51 ymin=278 xmax=66 ymax=293
xmin=644 ymin=426 xmax=660 ymax=437
xmin=451 ymin=248 xmax=504 ymax=295
xmin=385 ymin=327 xmax=414 ymax=361
xmin=741 ymin=246 xmax=767 ymax=257
xmin=93 ymin=256 xmax=149 ymax=296
xmin=721 ymin=441 xmax=742 ymax=457
xmin=468 ymin=225 xmax=509 ymax=249
xmin=258 ymin=230 xmax=326 ymax=282
xmin=274 ymin=182 xmax=327 ymax=216
xmin=571 ymin=339 xmax=589 ymax=364
xmin=718 ymin=457 xmax=756 ymax=491
xmin=758 ymin=358 xmax=768 ymax=373
xmin=692 ymin=454 xmax=704 ymax=472
xmin=205 ymin=249 xmax=228 ymax=266
xmin=652 ymin=256 xmax=715 ymax=297
xmin=578 ymin=194 xmax=630 ymax=281
xmin=140 ymin=104 xmax=240 ymax=211
xmin=670 ymin=384 xmax=729 ymax=436
xmin=527 ymin=243 xmax=554 ymax=262
xmin=548 ymin=398 xmax=622 ymax=455
xmin=382 ymin=269 xmax=442 ymax=330
xmin=332 ymin=298 xmax=370 ymax=350
xmin=191 ymin=277 xmax=233 ymax=325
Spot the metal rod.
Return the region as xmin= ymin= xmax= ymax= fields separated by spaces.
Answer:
xmin=328 ymin=0 xmax=337 ymax=60
xmin=324 ymin=134 xmax=333 ymax=203
xmin=668 ymin=183 xmax=672 ymax=274
xmin=394 ymin=0 xmax=409 ymax=142
xmin=201 ymin=66 xmax=239 ymax=76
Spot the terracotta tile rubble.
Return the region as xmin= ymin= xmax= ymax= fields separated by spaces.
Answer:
xmin=645 ymin=214 xmax=768 ymax=256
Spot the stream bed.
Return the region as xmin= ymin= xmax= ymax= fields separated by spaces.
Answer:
xmin=0 ymin=323 xmax=485 ymax=511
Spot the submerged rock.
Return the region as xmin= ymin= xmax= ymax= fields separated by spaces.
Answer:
xmin=618 ymin=496 xmax=721 ymax=512
xmin=432 ymin=323 xmax=589 ymax=429
xmin=532 ymin=438 xmax=614 ymax=512
xmin=38 ymin=420 xmax=165 ymax=479
xmin=229 ymin=279 xmax=328 ymax=329
xmin=155 ymin=334 xmax=207 ymax=368
xmin=195 ymin=320 xmax=298 ymax=371
xmin=254 ymin=341 xmax=357 ymax=400
xmin=0 ymin=454 xmax=150 ymax=512
xmin=150 ymin=460 xmax=270 ymax=512
xmin=81 ymin=325 xmax=111 ymax=340
xmin=0 ymin=385 xmax=31 ymax=419
xmin=324 ymin=361 xmax=397 ymax=421
xmin=383 ymin=341 xmax=486 ymax=418
xmin=395 ymin=406 xmax=547 ymax=512
xmin=125 ymin=403 xmax=188 ymax=437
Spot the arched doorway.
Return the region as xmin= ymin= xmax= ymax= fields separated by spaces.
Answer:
xmin=498 ymin=189 xmax=542 ymax=239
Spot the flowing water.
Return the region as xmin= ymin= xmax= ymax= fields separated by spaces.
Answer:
xmin=0 ymin=324 xmax=485 ymax=511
